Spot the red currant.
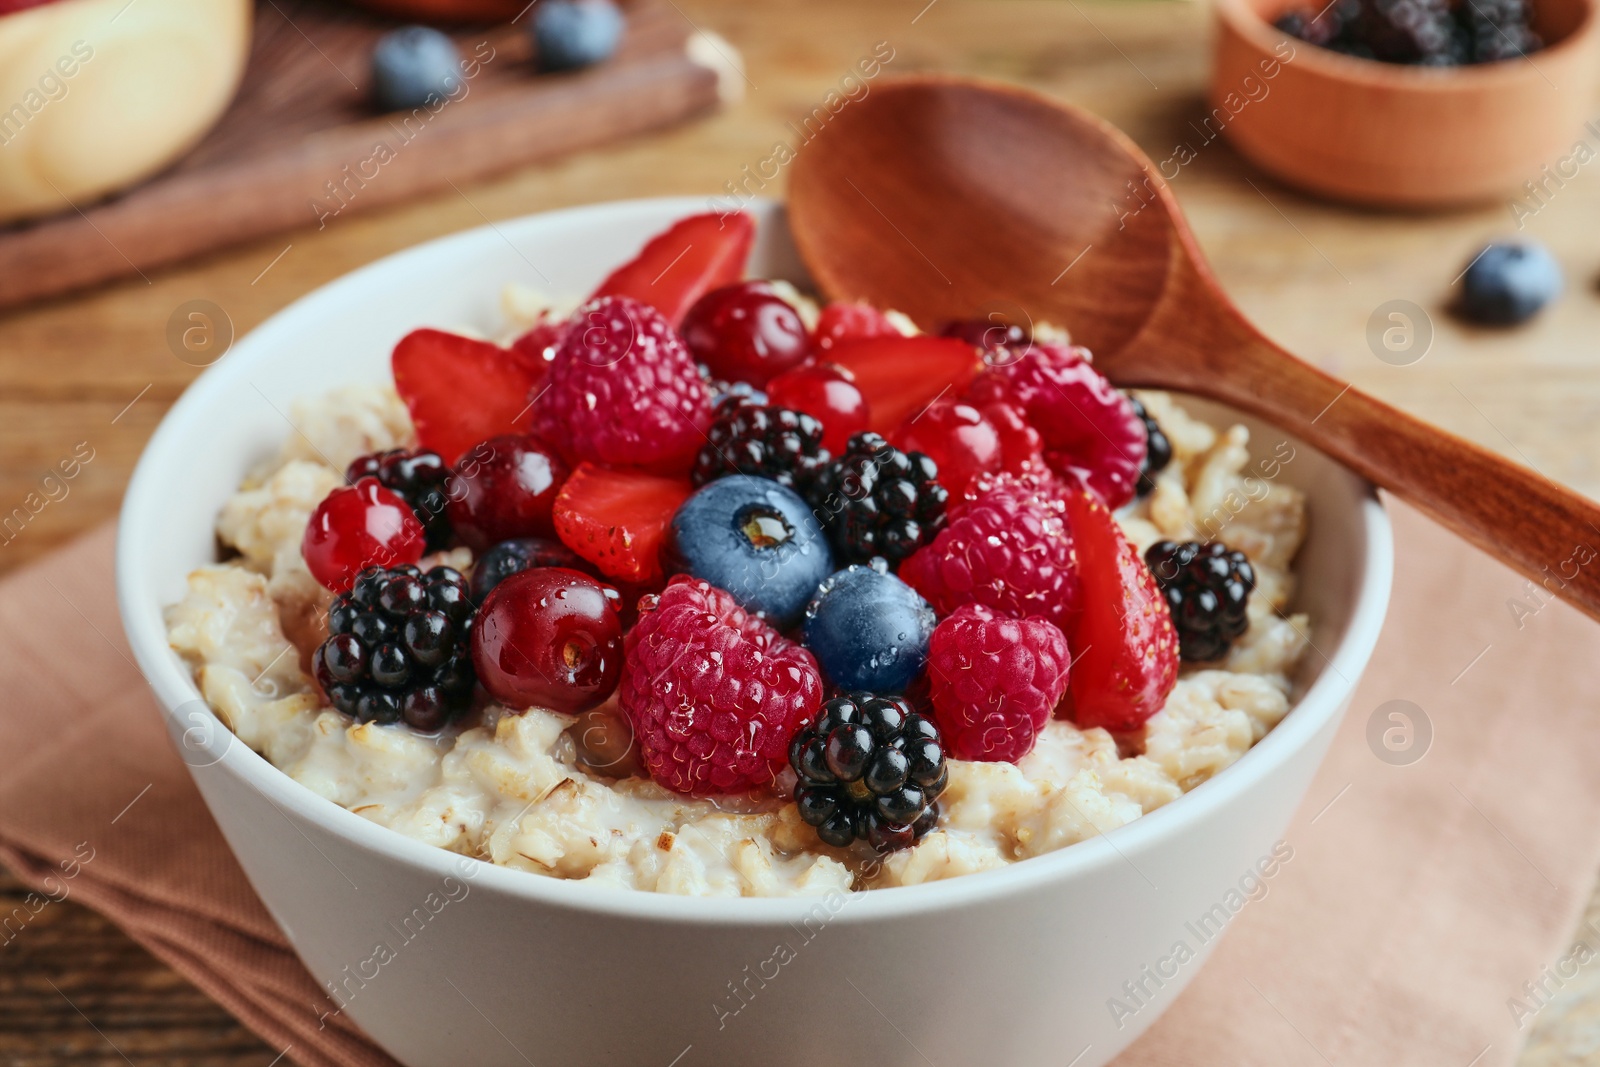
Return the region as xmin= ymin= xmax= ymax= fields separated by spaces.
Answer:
xmin=680 ymin=281 xmax=811 ymax=387
xmin=893 ymin=398 xmax=1044 ymax=496
xmin=447 ymin=435 xmax=570 ymax=552
xmin=471 ymin=567 xmax=624 ymax=714
xmin=813 ymin=301 xmax=898 ymax=352
xmin=765 ymin=362 xmax=871 ymax=454
xmin=302 ymin=478 xmax=426 ymax=592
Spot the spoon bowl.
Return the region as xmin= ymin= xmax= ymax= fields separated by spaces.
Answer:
xmin=789 ymin=74 xmax=1600 ymax=622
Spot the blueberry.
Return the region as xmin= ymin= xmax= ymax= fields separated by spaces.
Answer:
xmin=803 ymin=564 xmax=935 ymax=694
xmin=469 ymin=537 xmax=587 ymax=603
xmin=1457 ymin=240 xmax=1562 ymax=326
xmin=664 ymin=475 xmax=834 ymax=629
xmin=530 ymin=0 xmax=625 ymax=73
xmin=371 ymin=26 xmax=463 ymax=112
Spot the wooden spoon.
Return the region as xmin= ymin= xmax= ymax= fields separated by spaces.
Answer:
xmin=787 ymin=74 xmax=1600 ymax=622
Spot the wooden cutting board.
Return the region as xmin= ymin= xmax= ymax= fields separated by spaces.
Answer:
xmin=0 ymin=0 xmax=729 ymax=311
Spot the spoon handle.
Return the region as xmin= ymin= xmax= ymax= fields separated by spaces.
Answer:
xmin=1204 ymin=332 xmax=1600 ymax=623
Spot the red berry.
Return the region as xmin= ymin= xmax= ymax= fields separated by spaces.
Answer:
xmin=965 ymin=341 xmax=1146 ymax=509
xmin=681 ymin=281 xmax=813 ymax=387
xmin=446 ymin=435 xmax=570 ymax=552
xmin=552 ymin=462 xmax=693 ymax=586
xmin=899 ymin=470 xmax=1081 ymax=634
xmin=471 ymin=567 xmax=623 ymax=715
xmin=1062 ymin=487 xmax=1178 ymax=733
xmin=938 ymin=318 xmax=1029 ymax=353
xmin=926 ymin=603 xmax=1071 ymax=763
xmin=827 ymin=334 xmax=983 ymax=432
xmin=530 ymin=295 xmax=712 ymax=474
xmin=765 ymin=362 xmax=870 ymax=453
xmin=302 ymin=478 xmax=426 ymax=592
xmin=813 ymin=301 xmax=899 ymax=352
xmin=591 ymin=211 xmax=755 ymax=327
xmin=620 ymin=576 xmax=823 ymax=795
xmin=980 ymin=400 xmax=1045 ymax=471
xmin=508 ymin=312 xmax=568 ymax=366
xmin=391 ymin=329 xmax=546 ymax=466
xmin=893 ymin=398 xmax=1044 ymax=496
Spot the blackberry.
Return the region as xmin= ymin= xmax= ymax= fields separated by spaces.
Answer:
xmin=811 ymin=432 xmax=947 ymax=566
xmin=1462 ymin=0 xmax=1540 ymax=62
xmin=697 ymin=366 xmax=767 ymax=414
xmin=347 ymin=449 xmax=454 ymax=551
xmin=1144 ymin=540 xmax=1255 ymax=662
xmin=691 ymin=403 xmax=831 ymax=496
xmin=1130 ymin=396 xmax=1172 ymax=498
xmin=315 ymin=565 xmax=477 ymax=731
xmin=789 ymin=693 xmax=947 ymax=853
xmin=469 ymin=536 xmax=587 ymax=603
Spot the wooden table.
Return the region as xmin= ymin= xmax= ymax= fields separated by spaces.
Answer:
xmin=3 ymin=0 xmax=1598 ymax=1062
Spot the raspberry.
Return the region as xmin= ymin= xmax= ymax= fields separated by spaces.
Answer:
xmin=899 ymin=471 xmax=1081 ymax=634
xmin=620 ymin=577 xmax=823 ymax=795
xmin=965 ymin=341 xmax=1146 ymax=509
xmin=925 ymin=604 xmax=1071 ymax=763
xmin=530 ymin=295 xmax=712 ymax=474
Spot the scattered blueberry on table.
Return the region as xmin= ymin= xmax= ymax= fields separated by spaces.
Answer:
xmin=1456 ymin=240 xmax=1562 ymax=326
xmin=530 ymin=0 xmax=626 ymax=73
xmin=371 ymin=25 xmax=463 ymax=111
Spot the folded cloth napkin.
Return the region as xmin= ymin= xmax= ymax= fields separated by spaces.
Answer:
xmin=1 ymin=500 xmax=1597 ymax=1067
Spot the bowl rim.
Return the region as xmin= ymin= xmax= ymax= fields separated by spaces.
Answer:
xmin=116 ymin=194 xmax=1395 ymax=926
xmin=1214 ymin=0 xmax=1599 ymax=89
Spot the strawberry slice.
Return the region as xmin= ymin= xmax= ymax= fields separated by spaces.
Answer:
xmin=590 ymin=211 xmax=755 ymax=327
xmin=813 ymin=301 xmax=900 ymax=352
xmin=391 ymin=329 xmax=545 ymax=466
xmin=827 ymin=335 xmax=983 ymax=432
xmin=1061 ymin=486 xmax=1179 ymax=733
xmin=552 ymin=462 xmax=692 ymax=586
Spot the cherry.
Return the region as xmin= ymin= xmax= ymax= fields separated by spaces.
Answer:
xmin=813 ymin=301 xmax=899 ymax=352
xmin=766 ymin=362 xmax=871 ymax=454
xmin=680 ymin=281 xmax=812 ymax=387
xmin=893 ymin=398 xmax=1043 ymax=496
xmin=302 ymin=478 xmax=427 ymax=592
xmin=940 ymin=318 xmax=1031 ymax=354
xmin=446 ymin=435 xmax=570 ymax=552
xmin=471 ymin=567 xmax=624 ymax=714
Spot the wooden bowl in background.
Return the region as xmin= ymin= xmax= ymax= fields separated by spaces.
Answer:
xmin=1212 ymin=0 xmax=1600 ymax=207
xmin=0 ymin=0 xmax=252 ymax=225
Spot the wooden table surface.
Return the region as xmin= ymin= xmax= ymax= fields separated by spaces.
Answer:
xmin=3 ymin=0 xmax=1600 ymax=1062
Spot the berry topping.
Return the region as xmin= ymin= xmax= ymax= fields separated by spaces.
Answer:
xmin=827 ymin=334 xmax=983 ymax=432
xmin=891 ymin=397 xmax=1041 ymax=497
xmin=530 ymin=295 xmax=712 ymax=473
xmin=925 ymin=604 xmax=1071 ymax=763
xmin=370 ymin=26 xmax=461 ymax=112
xmin=552 ymin=462 xmax=693 ymax=586
xmin=315 ymin=565 xmax=476 ymax=730
xmin=471 ymin=567 xmax=623 ymax=714
xmin=391 ymin=328 xmax=545 ymax=466
xmin=1061 ymin=489 xmax=1178 ymax=733
xmin=445 ymin=435 xmax=569 ymax=552
xmin=691 ymin=403 xmax=831 ymax=498
xmin=621 ymin=577 xmax=823 ymax=795
xmin=1145 ymin=541 xmax=1256 ymax=662
xmin=765 ymin=362 xmax=871 ymax=454
xmin=811 ymin=432 xmax=948 ymax=566
xmin=812 ymin=301 xmax=899 ymax=353
xmin=469 ymin=536 xmax=588 ymax=603
xmin=591 ymin=211 xmax=755 ymax=328
xmin=346 ymin=448 xmax=454 ymax=551
xmin=303 ymin=478 xmax=427 ymax=592
xmin=680 ymin=281 xmax=813 ymax=387
xmin=1456 ymin=241 xmax=1562 ymax=326
xmin=529 ymin=0 xmax=625 ymax=72
xmin=899 ymin=470 xmax=1081 ymax=634
xmin=965 ymin=341 xmax=1147 ymax=509
xmin=789 ymin=693 xmax=947 ymax=852
xmin=509 ymin=313 xmax=568 ymax=366
xmin=702 ymin=375 xmax=767 ymax=414
xmin=804 ymin=564 xmax=936 ymax=694
xmin=1130 ymin=396 xmax=1172 ymax=498
xmin=663 ymin=475 xmax=834 ymax=629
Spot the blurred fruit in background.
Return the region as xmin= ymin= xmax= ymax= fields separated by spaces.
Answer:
xmin=0 ymin=0 xmax=252 ymax=224
xmin=344 ymin=0 xmax=529 ymax=21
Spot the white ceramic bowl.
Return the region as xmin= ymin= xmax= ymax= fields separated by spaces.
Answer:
xmin=117 ymin=197 xmax=1392 ymax=1067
